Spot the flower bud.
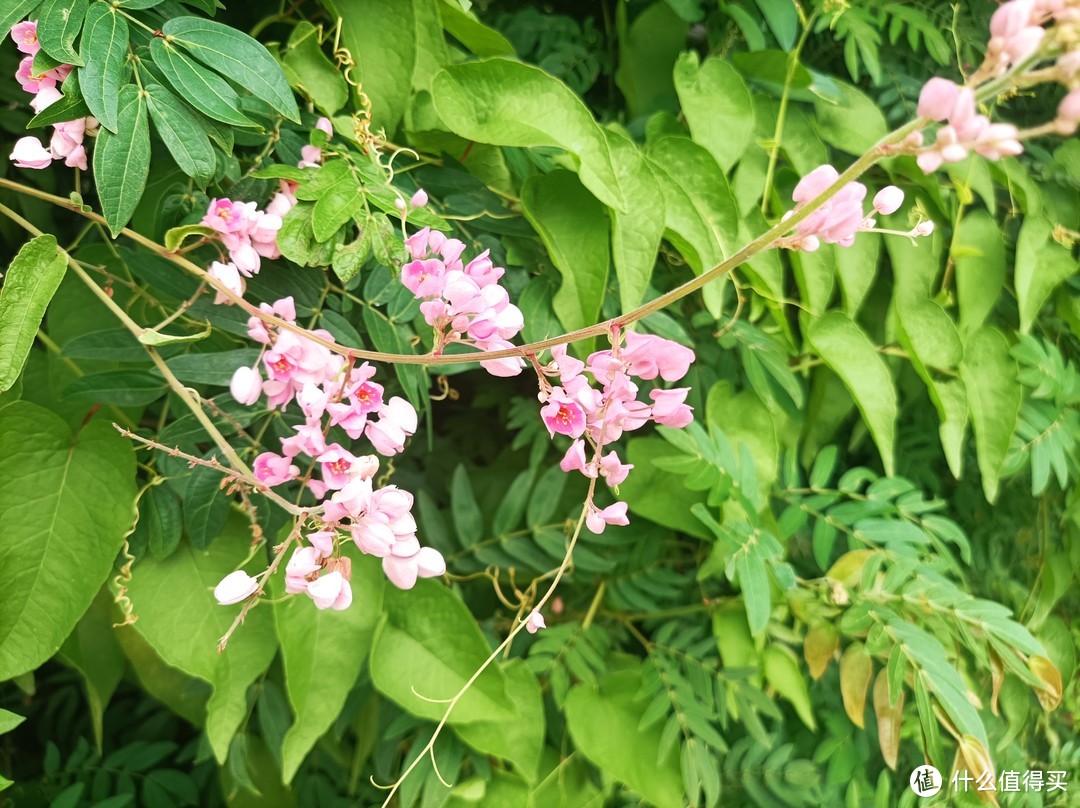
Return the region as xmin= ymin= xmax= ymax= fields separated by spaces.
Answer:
xmin=872 ymin=186 xmax=904 ymax=215
xmin=9 ymin=136 xmax=52 ymax=169
xmin=214 ymin=570 xmax=259 ymax=605
xmin=410 ymin=188 xmax=428 ymax=207
xmin=230 ymin=366 xmax=263 ymax=405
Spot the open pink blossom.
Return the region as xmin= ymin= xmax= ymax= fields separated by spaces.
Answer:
xmin=560 ymin=439 xmax=595 ymax=476
xmin=209 ymin=261 xmax=244 ymax=305
xmin=382 ymin=546 xmax=446 ymax=590
xmin=365 ymin=397 xmax=418 ymax=455
xmin=541 ymin=391 xmax=586 ymax=438
xmin=307 ymin=571 xmax=352 ymax=610
xmin=10 ymin=21 xmax=40 ymax=55
xmin=586 ymin=502 xmax=630 ymax=534
xmin=253 ymin=451 xmax=299 ymax=486
xmin=622 ymin=332 xmax=695 ymax=382
xmin=650 ymin=388 xmax=694 ymax=428
xmin=214 ymin=570 xmax=259 ymax=605
xmin=598 ymin=451 xmax=633 ymax=486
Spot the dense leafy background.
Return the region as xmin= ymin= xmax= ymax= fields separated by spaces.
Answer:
xmin=0 ymin=0 xmax=1077 ymax=806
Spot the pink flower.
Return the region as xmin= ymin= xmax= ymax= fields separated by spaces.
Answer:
xmin=203 ymin=199 xmax=247 ymax=234
xmin=559 ymin=439 xmax=595 ymax=476
xmin=286 ymin=546 xmax=322 ymax=578
xmin=410 ymin=189 xmax=428 ymax=207
xmin=650 ymin=388 xmax=694 ymax=428
xmin=872 ymin=186 xmax=904 ymax=215
xmin=16 ymin=57 xmax=52 ymax=94
xmin=30 ymin=86 xmax=62 ymax=114
xmin=365 ymin=397 xmax=418 ymax=456
xmin=917 ymin=78 xmax=961 ymax=121
xmin=525 ymin=610 xmax=546 ymax=634
xmin=298 ymin=144 xmax=322 ymax=168
xmin=382 ymin=546 xmax=446 ymax=590
xmin=10 ymin=21 xmax=40 ymax=55
xmin=401 ymin=258 xmax=447 ymax=298
xmin=9 ymin=136 xmax=52 ymax=169
xmin=307 ymin=571 xmax=352 ymax=610
xmin=315 ymin=117 xmax=334 ymax=137
xmin=541 ymin=391 xmax=586 ymax=438
xmin=598 ymin=451 xmax=633 ymax=486
xmin=318 ymin=444 xmax=366 ymax=490
xmin=306 ymin=530 xmax=336 ymax=556
xmin=214 ymin=570 xmax=259 ymax=605
xmin=230 ymin=366 xmax=263 ymax=405
xmin=62 ymin=145 xmax=87 ymax=171
xmin=253 ymin=451 xmax=299 ymax=486
xmin=622 ymin=333 xmax=695 ymax=382
xmin=281 ymin=420 xmax=328 ymax=458
xmin=549 ymin=344 xmax=585 ymax=381
xmin=792 ymin=164 xmax=839 ymax=203
xmin=477 ymin=340 xmax=525 ymax=377
xmin=324 ymin=477 xmax=374 ymax=522
xmin=585 ymin=502 xmax=630 ymax=534
xmin=1055 ymin=90 xmax=1080 ymax=135
xmin=208 ymin=260 xmax=244 ymax=305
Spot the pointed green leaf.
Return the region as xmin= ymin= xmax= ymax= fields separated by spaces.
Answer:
xmin=952 ymin=211 xmax=1005 ymax=339
xmin=807 ymin=312 xmax=897 ymax=476
xmin=959 ymin=327 xmax=1021 ymax=502
xmin=0 ymin=402 xmax=135 ymax=680
xmin=674 ymin=52 xmax=753 ymax=171
xmin=281 ymin=21 xmax=348 ymax=115
xmin=163 ymin=16 xmax=300 ymax=122
xmin=432 ymin=58 xmax=626 ymax=210
xmin=125 ymin=515 xmax=277 ymax=763
xmin=149 ymin=36 xmax=256 ymax=128
xmin=521 ymin=169 xmax=611 ymax=335
xmin=1015 ymin=216 xmax=1076 ymax=334
xmin=0 ymin=0 xmax=43 ymax=38
xmin=38 ymin=0 xmax=88 ymax=65
xmin=273 ymin=551 xmax=384 ymax=783
xmin=92 ymin=84 xmax=150 ymax=236
xmin=0 ymin=235 xmax=67 ymax=392
xmin=78 ymin=3 xmax=128 ymax=132
xmin=145 ymin=82 xmax=215 ymax=184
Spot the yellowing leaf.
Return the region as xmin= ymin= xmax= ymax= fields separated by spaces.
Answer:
xmin=873 ymin=669 xmax=903 ymax=770
xmin=840 ymin=642 xmax=873 ymax=729
xmin=1028 ymin=655 xmax=1062 ymax=711
xmin=804 ymin=623 xmax=840 ymax=681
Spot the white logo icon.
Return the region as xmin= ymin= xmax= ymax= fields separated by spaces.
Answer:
xmin=910 ymin=765 xmax=943 ymax=797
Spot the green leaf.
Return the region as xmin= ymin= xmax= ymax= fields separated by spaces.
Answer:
xmin=322 ymin=0 xmax=447 ymax=134
xmin=951 ymin=210 xmax=1005 ymax=339
xmin=1014 ymin=217 xmax=1075 ymax=335
xmin=57 ymin=590 xmax=124 ymax=751
xmin=614 ymin=1 xmax=685 ymax=118
xmin=432 ymin=59 xmax=626 ymax=210
xmin=278 ymin=202 xmax=341 ymax=267
xmin=620 ymin=438 xmax=710 ymax=538
xmin=38 ymin=0 xmax=88 ymax=65
xmin=438 ymin=0 xmax=516 ymax=57
xmin=565 ymin=669 xmax=683 ymax=807
xmin=492 ymin=470 xmax=532 ymax=536
xmin=141 ymin=485 xmax=183 ymax=559
xmin=0 ymin=709 xmax=26 ymax=735
xmin=63 ymin=370 xmax=166 ymax=407
xmin=183 ymin=457 xmax=230 ymax=549
xmin=273 ymin=551 xmax=384 ymax=783
xmin=0 ymin=236 xmax=67 ymax=392
xmin=370 ymin=580 xmax=512 ymax=723
xmin=137 ymin=323 xmax=212 ymax=347
xmin=521 ymin=170 xmax=611 ymax=334
xmin=674 ymin=52 xmax=754 ymax=172
xmin=604 ymin=129 xmax=665 ymax=312
xmin=807 ymin=312 xmax=897 ymax=476
xmin=736 ymin=547 xmax=771 ymax=635
xmin=0 ymin=402 xmax=135 ymax=680
xmin=162 ymin=16 xmax=300 ymax=122
xmin=959 ymin=328 xmax=1021 ymax=503
xmin=145 ymin=82 xmax=216 ymax=185
xmin=92 ymin=84 xmax=150 ymax=236
xmin=763 ymin=646 xmax=815 ymax=729
xmin=311 ymin=165 xmax=363 ymax=242
xmin=78 ymin=3 xmax=128 ymax=132
xmin=811 ymin=81 xmax=887 ymax=155
xmin=451 ymin=464 xmax=483 ymax=546
xmin=753 ymin=0 xmax=798 ymax=49
xmin=125 ymin=515 xmax=277 ymax=763
xmin=647 ymin=136 xmax=738 ymax=290
xmin=0 ymin=0 xmax=43 ymax=37
xmin=149 ymin=37 xmax=256 ymax=128
xmin=281 ymin=21 xmax=348 ymax=115
xmin=456 ymin=660 xmax=545 ymax=781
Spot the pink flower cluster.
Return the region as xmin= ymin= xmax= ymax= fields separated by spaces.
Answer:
xmin=983 ymin=0 xmax=1061 ymax=75
xmin=220 ymin=295 xmax=445 ymax=598
xmin=8 ymin=21 xmax=93 ymax=171
xmin=201 ymin=118 xmax=340 ymax=298
xmin=775 ymin=166 xmax=925 ymax=251
xmin=913 ymin=79 xmax=1025 ymax=172
xmin=401 ymin=228 xmax=526 ymax=377
xmin=538 ymin=332 xmax=696 ymax=534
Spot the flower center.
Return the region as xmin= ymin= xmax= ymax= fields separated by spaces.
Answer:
xmin=270 ymin=356 xmax=293 ymax=375
xmin=328 ymin=458 xmax=350 ymax=476
xmin=556 ymin=406 xmax=573 ymax=425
